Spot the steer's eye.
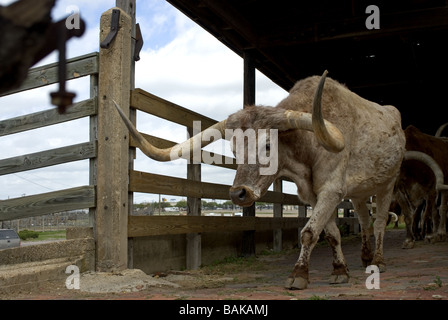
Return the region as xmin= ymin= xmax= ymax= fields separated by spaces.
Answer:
xmin=263 ymin=143 xmax=271 ymax=157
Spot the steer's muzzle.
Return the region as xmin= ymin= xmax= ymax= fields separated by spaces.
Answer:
xmin=229 ymin=186 xmax=257 ymax=207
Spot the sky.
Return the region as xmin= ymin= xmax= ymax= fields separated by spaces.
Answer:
xmin=0 ymin=0 xmax=294 ymax=204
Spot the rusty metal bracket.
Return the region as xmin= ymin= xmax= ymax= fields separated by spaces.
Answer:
xmin=134 ymin=23 xmax=143 ymax=61
xmin=100 ymin=9 xmax=121 ymax=49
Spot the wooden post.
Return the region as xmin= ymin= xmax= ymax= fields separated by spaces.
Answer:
xmin=273 ymin=179 xmax=283 ymax=252
xmin=95 ymin=7 xmax=132 ymax=272
xmin=298 ymin=206 xmax=307 ymax=217
xmin=242 ymin=49 xmax=256 ymax=257
xmin=116 ymin=0 xmax=137 ymax=270
xmin=186 ymin=128 xmax=201 ymax=269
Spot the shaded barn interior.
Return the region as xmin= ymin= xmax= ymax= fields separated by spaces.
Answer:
xmin=167 ymin=0 xmax=448 ymax=135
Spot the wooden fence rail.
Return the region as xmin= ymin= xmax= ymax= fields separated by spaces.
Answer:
xmin=130 ymin=170 xmax=302 ymax=204
xmin=0 ymin=186 xmax=96 ymax=221
xmin=0 ymin=52 xmax=99 ymax=97
xmin=128 ymin=216 xmax=307 ymax=237
xmin=0 ymin=142 xmax=97 ymax=176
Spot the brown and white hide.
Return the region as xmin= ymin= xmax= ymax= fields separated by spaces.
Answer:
xmin=226 ymin=73 xmax=405 ymax=289
xmin=394 ymin=125 xmax=448 ymax=248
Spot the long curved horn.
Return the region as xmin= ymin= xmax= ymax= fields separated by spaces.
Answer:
xmin=283 ymin=110 xmax=344 ymax=149
xmin=311 ymin=70 xmax=345 ymax=153
xmin=404 ymin=151 xmax=448 ymax=191
xmin=282 ymin=71 xmax=345 ymax=153
xmin=388 ymin=212 xmax=398 ymax=223
xmin=435 ymin=122 xmax=448 ymax=137
xmin=112 ymin=100 xmax=227 ymax=162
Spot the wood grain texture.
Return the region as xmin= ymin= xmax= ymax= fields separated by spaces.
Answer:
xmin=0 ymin=98 xmax=97 ymax=137
xmin=0 ymin=142 xmax=97 ymax=176
xmin=95 ymin=7 xmax=132 ymax=271
xmin=131 ymin=89 xmax=218 ymax=129
xmin=0 ymin=186 xmax=95 ymax=221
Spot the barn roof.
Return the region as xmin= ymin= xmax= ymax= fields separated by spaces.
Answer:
xmin=166 ymin=0 xmax=448 ymax=135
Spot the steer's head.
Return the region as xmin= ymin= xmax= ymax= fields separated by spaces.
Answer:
xmin=112 ymin=71 xmax=345 ymax=208
xmin=226 ymin=106 xmax=283 ymax=207
xmin=226 ymin=71 xmax=345 ymax=207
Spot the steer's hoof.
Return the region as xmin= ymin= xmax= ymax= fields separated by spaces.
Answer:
xmin=436 ymin=233 xmax=447 ymax=242
xmin=329 ymin=274 xmax=349 ymax=284
xmin=285 ymin=276 xmax=308 ymax=290
xmin=377 ymin=263 xmax=386 ymax=273
xmin=402 ymin=239 xmax=414 ymax=249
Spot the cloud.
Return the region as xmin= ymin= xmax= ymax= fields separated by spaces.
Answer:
xmin=135 ymin=25 xmax=244 ymax=121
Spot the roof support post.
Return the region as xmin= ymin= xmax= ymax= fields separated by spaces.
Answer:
xmin=186 ymin=127 xmax=202 ymax=270
xmin=242 ymin=49 xmax=256 ymax=257
xmin=273 ymin=179 xmax=283 ymax=252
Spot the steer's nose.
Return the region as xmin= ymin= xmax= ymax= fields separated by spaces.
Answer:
xmin=229 ymin=186 xmax=257 ymax=207
xmin=229 ymin=187 xmax=247 ymax=204
xmin=230 ymin=187 xmax=247 ymax=204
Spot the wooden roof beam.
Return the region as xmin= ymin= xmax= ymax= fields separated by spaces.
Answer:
xmin=260 ymin=7 xmax=448 ymax=48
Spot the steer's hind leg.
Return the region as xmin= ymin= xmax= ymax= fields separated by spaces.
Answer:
xmin=324 ymin=218 xmax=349 ymax=284
xmin=436 ymin=191 xmax=447 ymax=242
xmin=371 ymin=186 xmax=395 ymax=272
xmin=352 ymin=199 xmax=373 ymax=267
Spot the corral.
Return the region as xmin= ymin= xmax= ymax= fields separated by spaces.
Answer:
xmin=1 ymin=0 xmax=448 ymax=300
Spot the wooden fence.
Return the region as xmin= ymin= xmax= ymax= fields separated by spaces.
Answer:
xmin=0 ymin=5 xmax=356 ymax=272
xmin=0 ymin=52 xmax=99 ymax=222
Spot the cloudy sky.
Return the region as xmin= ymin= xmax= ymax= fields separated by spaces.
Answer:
xmin=0 ymin=0 xmax=295 ymax=204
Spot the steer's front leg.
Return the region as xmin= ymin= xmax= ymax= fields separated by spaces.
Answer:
xmin=286 ymin=192 xmax=342 ymax=290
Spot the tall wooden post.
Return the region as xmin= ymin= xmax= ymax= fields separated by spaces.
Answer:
xmin=95 ymin=7 xmax=132 ymax=272
xmin=242 ymin=50 xmax=256 ymax=257
xmin=186 ymin=128 xmax=202 ymax=270
xmin=273 ymin=179 xmax=283 ymax=252
xmin=116 ymin=0 xmax=137 ymax=270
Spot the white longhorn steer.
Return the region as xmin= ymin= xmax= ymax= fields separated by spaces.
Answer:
xmin=112 ymin=71 xmax=406 ymax=290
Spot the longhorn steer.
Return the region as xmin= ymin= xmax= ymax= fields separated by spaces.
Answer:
xmin=394 ymin=126 xmax=448 ymax=248
xmin=112 ymin=71 xmax=406 ymax=290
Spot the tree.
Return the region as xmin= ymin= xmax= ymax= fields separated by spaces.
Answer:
xmin=176 ymin=200 xmax=187 ymax=209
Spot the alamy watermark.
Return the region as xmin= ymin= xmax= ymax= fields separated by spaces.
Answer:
xmin=65 ymin=5 xmax=81 ymax=30
xmin=65 ymin=265 xmax=80 ymax=290
xmin=366 ymin=5 xmax=380 ymax=30
xmin=176 ymin=121 xmax=279 ymax=176
xmin=365 ymin=265 xmax=380 ymax=289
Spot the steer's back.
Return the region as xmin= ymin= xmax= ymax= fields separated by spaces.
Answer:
xmin=280 ymin=76 xmax=406 ymax=197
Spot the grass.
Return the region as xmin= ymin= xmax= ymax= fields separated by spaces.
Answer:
xmin=386 ymin=222 xmax=406 ymax=230
xmin=23 ymin=230 xmax=66 ymax=241
xmin=434 ymin=276 xmax=443 ymax=288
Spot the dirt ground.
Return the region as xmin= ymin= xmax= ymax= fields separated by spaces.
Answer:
xmin=2 ymin=228 xmax=448 ymax=301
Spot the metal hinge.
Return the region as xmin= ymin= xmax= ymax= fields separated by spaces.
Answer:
xmin=134 ymin=23 xmax=144 ymax=61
